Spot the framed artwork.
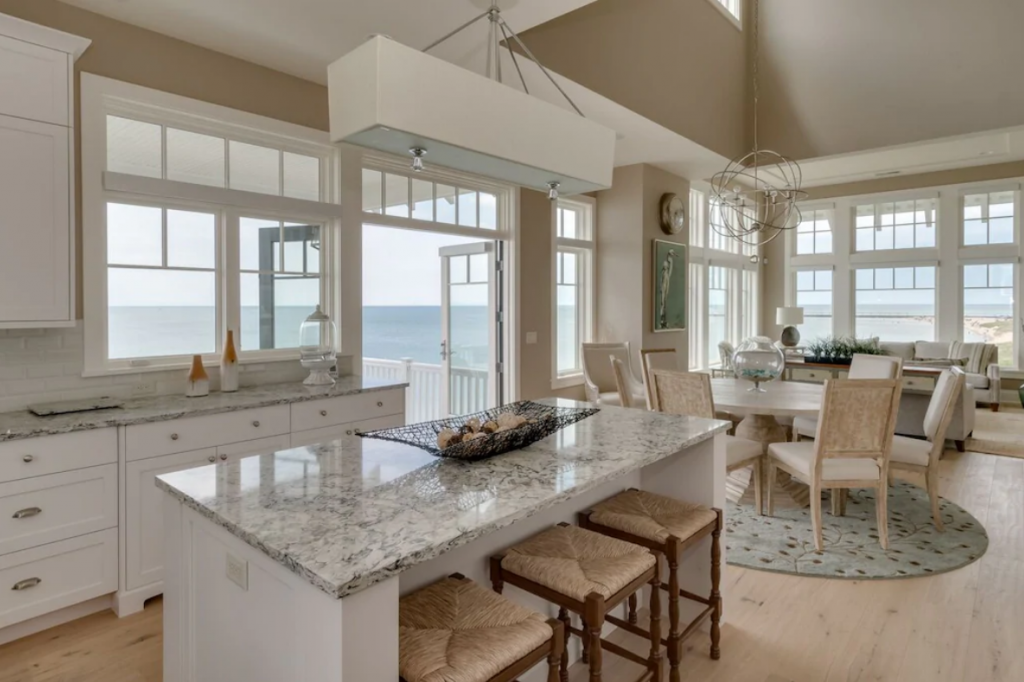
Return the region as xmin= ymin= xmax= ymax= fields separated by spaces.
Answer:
xmin=653 ymin=240 xmax=686 ymax=332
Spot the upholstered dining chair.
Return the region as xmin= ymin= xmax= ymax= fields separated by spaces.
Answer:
xmin=640 ymin=348 xmax=679 ymax=410
xmin=889 ymin=368 xmax=965 ymax=531
xmin=792 ymin=354 xmax=904 ymax=441
xmin=651 ymin=369 xmax=766 ymax=513
xmin=767 ymin=378 xmax=903 ymax=551
xmin=710 ymin=341 xmax=736 ymax=378
xmin=582 ymin=342 xmax=646 ymax=407
xmin=610 ymin=356 xmax=641 ymax=409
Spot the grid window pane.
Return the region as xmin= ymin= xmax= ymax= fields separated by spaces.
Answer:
xmin=240 ymin=272 xmax=320 ymax=351
xmin=796 ymin=268 xmax=832 ymax=342
xmin=384 ymin=174 xmax=409 ymax=218
xmin=436 ymin=185 xmax=457 ymax=225
xmin=458 ymin=189 xmax=478 ymax=227
xmin=855 ymin=198 xmax=937 ymax=251
xmin=963 ymin=192 xmax=1017 ymax=246
xmin=230 ymin=141 xmax=280 ymax=195
xmin=167 ymin=209 xmax=216 ymax=269
xmin=795 ymin=209 xmax=832 ymax=255
xmin=106 ymin=116 xmax=162 ymax=179
xmin=240 ymin=218 xmax=279 ymax=271
xmin=283 ymin=152 xmax=320 ymax=201
xmin=964 ymin=263 xmax=1015 ymax=365
xmin=362 ymin=169 xmax=383 ymax=213
xmin=411 ymin=179 xmax=434 ymax=221
xmin=856 ymin=266 xmax=936 ymax=341
xmin=479 ymin=193 xmax=498 ymax=230
xmin=166 ymin=128 xmax=225 ymax=187
xmin=107 ymin=203 xmax=162 ymax=267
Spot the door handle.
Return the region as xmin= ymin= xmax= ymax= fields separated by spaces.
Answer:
xmin=12 ymin=507 xmax=41 ymax=520
xmin=440 ymin=341 xmax=457 ymax=360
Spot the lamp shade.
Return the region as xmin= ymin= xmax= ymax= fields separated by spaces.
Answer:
xmin=327 ymin=36 xmax=616 ymax=195
xmin=776 ymin=306 xmax=805 ymax=326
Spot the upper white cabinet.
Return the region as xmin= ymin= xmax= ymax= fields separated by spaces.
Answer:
xmin=0 ymin=14 xmax=89 ymax=328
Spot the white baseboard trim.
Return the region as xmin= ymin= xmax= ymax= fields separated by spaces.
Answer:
xmin=114 ymin=583 xmax=163 ymax=618
xmin=1000 ymin=389 xmax=1019 ymax=405
xmin=0 ymin=595 xmax=114 ymax=646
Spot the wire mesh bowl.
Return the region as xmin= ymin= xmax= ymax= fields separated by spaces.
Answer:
xmin=358 ymin=401 xmax=600 ymax=462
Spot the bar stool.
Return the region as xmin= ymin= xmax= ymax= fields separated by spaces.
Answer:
xmin=579 ymin=489 xmax=723 ymax=681
xmin=399 ymin=574 xmax=564 ymax=682
xmin=490 ymin=523 xmax=662 ymax=682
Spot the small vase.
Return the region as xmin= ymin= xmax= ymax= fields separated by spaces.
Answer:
xmin=186 ymin=355 xmax=209 ymax=398
xmin=221 ymin=330 xmax=239 ymax=393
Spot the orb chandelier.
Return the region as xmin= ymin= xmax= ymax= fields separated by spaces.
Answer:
xmin=710 ymin=0 xmax=806 ymax=247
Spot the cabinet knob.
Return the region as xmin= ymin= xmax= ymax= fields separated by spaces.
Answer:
xmin=12 ymin=577 xmax=41 ymax=592
xmin=377 ymin=401 xmax=383 ymax=408
xmin=345 ymin=430 xmax=354 ymax=436
xmin=208 ymin=455 xmax=216 ymax=463
xmin=21 ymin=454 xmax=34 ymax=463
xmin=171 ymin=433 xmax=180 ymax=441
xmin=252 ymin=420 xmax=261 ymax=428
xmin=320 ymin=410 xmax=328 ymax=417
xmin=12 ymin=507 xmax=42 ymax=520
xmin=220 ymin=453 xmax=228 ymax=461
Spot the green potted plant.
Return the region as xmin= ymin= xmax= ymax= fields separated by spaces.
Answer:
xmin=804 ymin=336 xmax=886 ymax=365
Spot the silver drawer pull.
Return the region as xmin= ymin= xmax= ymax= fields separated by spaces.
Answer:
xmin=376 ymin=401 xmax=383 ymax=408
xmin=22 ymin=454 xmax=34 ymax=463
xmin=12 ymin=577 xmax=41 ymax=591
xmin=12 ymin=507 xmax=42 ymax=520
xmin=320 ymin=410 xmax=328 ymax=417
xmin=252 ymin=420 xmax=261 ymax=428
xmin=170 ymin=433 xmax=180 ymax=441
xmin=220 ymin=453 xmax=228 ymax=461
xmin=208 ymin=455 xmax=216 ymax=463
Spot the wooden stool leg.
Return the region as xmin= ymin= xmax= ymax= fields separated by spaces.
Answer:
xmin=580 ymin=617 xmax=589 ymax=663
xmin=547 ymin=619 xmax=564 ymax=682
xmin=647 ymin=566 xmax=664 ymax=681
xmin=489 ymin=555 xmax=504 ymax=594
xmin=628 ymin=592 xmax=638 ymax=624
xmin=710 ymin=510 xmax=723 ymax=660
xmin=558 ymin=607 xmax=571 ymax=682
xmin=667 ymin=540 xmax=681 ymax=682
xmin=584 ymin=594 xmax=605 ymax=682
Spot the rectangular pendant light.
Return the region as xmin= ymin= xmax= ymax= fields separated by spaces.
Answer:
xmin=328 ymin=36 xmax=616 ymax=195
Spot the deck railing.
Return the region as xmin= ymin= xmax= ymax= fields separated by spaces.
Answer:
xmin=362 ymin=357 xmax=489 ymax=423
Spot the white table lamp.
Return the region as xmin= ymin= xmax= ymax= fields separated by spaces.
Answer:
xmin=776 ymin=307 xmax=805 ymax=347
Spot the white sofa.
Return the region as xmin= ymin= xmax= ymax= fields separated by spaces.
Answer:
xmin=879 ymin=340 xmax=1001 ymax=411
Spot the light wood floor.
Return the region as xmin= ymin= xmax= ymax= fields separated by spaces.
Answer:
xmin=1 ymin=449 xmax=1021 ymax=682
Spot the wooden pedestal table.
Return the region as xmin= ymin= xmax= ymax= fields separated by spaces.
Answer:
xmin=711 ymin=378 xmax=823 ymax=508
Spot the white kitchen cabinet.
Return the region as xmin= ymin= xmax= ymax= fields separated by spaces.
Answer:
xmin=288 ymin=414 xmax=405 ymax=449
xmin=0 ymin=14 xmax=88 ymax=328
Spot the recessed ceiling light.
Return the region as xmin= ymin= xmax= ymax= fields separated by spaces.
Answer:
xmin=875 ymin=170 xmax=902 ymax=178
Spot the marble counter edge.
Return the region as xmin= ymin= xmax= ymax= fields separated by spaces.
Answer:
xmin=0 ymin=380 xmax=409 ymax=442
xmin=156 ymin=419 xmax=730 ymax=599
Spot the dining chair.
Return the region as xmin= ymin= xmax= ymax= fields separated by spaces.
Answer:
xmin=767 ymin=378 xmax=903 ymax=551
xmin=640 ymin=348 xmax=679 ymax=410
xmin=582 ymin=342 xmax=646 ymax=407
xmin=711 ymin=341 xmax=736 ymax=378
xmin=792 ymin=354 xmax=904 ymax=441
xmin=610 ymin=356 xmax=640 ymax=409
xmin=651 ymin=369 xmax=766 ymax=513
xmin=889 ymin=368 xmax=965 ymax=531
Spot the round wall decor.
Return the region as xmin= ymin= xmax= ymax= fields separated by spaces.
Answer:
xmin=660 ymin=192 xmax=686 ymax=235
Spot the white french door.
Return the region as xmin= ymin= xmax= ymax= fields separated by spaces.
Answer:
xmin=440 ymin=242 xmax=500 ymax=416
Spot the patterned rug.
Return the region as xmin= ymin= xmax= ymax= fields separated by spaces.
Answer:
xmin=726 ymin=481 xmax=988 ymax=579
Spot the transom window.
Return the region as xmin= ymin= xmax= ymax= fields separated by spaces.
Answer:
xmin=963 ymin=191 xmax=1015 ymax=246
xmin=855 ymin=198 xmax=937 ymax=251
xmin=796 ymin=209 xmax=833 ymax=255
xmin=554 ymin=199 xmax=595 ymax=382
xmin=855 ymin=266 xmax=936 ymax=341
xmin=362 ymin=169 xmax=497 ymax=230
xmin=795 ymin=269 xmax=833 ymax=342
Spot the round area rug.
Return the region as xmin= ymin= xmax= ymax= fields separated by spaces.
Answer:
xmin=726 ymin=481 xmax=988 ymax=579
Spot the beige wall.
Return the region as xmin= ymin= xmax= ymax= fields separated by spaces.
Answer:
xmin=518 ymin=0 xmax=749 ymax=160
xmin=596 ymin=164 xmax=689 ymax=370
xmin=760 ymin=161 xmax=1024 ymax=338
xmin=757 ymin=0 xmax=1024 ymax=159
xmin=518 ymin=189 xmax=586 ymax=401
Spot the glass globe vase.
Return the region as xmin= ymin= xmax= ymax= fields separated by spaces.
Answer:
xmin=732 ymin=336 xmax=785 ymax=392
xmin=299 ymin=305 xmax=337 ymax=386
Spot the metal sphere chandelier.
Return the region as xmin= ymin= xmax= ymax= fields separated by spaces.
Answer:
xmin=710 ymin=0 xmax=806 ymax=247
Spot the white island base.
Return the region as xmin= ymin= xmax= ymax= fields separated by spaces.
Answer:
xmin=160 ymin=411 xmax=726 ymax=682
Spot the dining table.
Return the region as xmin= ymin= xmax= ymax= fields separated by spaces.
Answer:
xmin=711 ymin=378 xmax=824 ymax=507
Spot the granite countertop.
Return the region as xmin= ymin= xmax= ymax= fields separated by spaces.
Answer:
xmin=0 ymin=377 xmax=407 ymax=442
xmin=157 ymin=399 xmax=730 ymax=599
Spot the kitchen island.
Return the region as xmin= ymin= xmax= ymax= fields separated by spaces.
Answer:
xmin=157 ymin=399 xmax=729 ymax=682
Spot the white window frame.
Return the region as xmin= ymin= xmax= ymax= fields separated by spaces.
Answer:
xmin=705 ymin=0 xmax=742 ymax=29
xmin=853 ymin=196 xmax=939 ymax=254
xmin=81 ymin=74 xmax=342 ymax=376
xmin=793 ymin=267 xmax=835 ymax=342
xmin=689 ymin=183 xmax=760 ymax=370
xmin=552 ymin=196 xmax=596 ymax=390
xmin=794 ymin=207 xmax=835 ymax=256
xmin=787 ymin=180 xmax=1024 ymax=368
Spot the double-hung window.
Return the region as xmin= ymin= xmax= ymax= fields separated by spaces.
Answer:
xmin=82 ymin=76 xmax=342 ymax=374
xmin=553 ymin=198 xmax=595 ymax=386
xmin=855 ymin=266 xmax=936 ymax=341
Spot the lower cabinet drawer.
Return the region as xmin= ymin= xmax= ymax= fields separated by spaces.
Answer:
xmin=902 ymin=376 xmax=937 ymax=392
xmin=0 ymin=428 xmax=117 ymax=484
xmin=290 ymin=389 xmax=405 ymax=433
xmin=0 ymin=464 xmax=117 ymax=556
xmin=125 ymin=405 xmax=290 ymax=461
xmin=289 ymin=414 xmax=405 ymax=449
xmin=791 ymin=368 xmax=831 ymax=383
xmin=0 ymin=528 xmax=118 ymax=630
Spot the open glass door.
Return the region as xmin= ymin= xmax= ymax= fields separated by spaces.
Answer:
xmin=440 ymin=242 xmax=499 ymax=416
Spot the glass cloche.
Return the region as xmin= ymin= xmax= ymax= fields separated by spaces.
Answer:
xmin=732 ymin=336 xmax=785 ymax=392
xmin=299 ymin=305 xmax=337 ymax=386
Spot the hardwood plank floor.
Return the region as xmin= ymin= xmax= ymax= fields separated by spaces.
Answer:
xmin=1 ymin=449 xmax=1021 ymax=682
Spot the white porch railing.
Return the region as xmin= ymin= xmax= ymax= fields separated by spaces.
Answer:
xmin=363 ymin=357 xmax=490 ymax=423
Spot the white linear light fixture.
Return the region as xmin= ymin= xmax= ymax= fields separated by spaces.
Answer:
xmin=710 ymin=0 xmax=806 ymax=246
xmin=327 ymin=2 xmax=616 ymax=198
